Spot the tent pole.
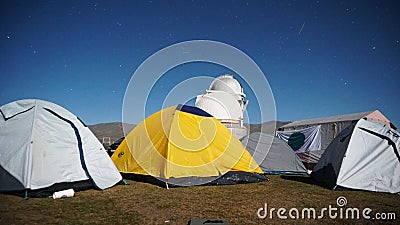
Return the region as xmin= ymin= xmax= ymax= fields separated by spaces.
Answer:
xmin=122 ymin=179 xmax=129 ymax=185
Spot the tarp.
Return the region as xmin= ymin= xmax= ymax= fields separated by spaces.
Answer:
xmin=0 ymin=99 xmax=122 ymax=193
xmin=112 ymin=105 xmax=263 ymax=186
xmin=276 ymin=125 xmax=321 ymax=152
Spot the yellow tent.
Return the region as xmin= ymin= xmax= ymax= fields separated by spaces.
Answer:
xmin=112 ymin=105 xmax=263 ymax=186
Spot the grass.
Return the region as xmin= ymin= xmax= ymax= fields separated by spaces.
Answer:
xmin=1 ymin=175 xmax=399 ymax=224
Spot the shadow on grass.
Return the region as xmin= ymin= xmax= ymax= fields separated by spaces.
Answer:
xmin=280 ymin=175 xmax=375 ymax=193
xmin=280 ymin=175 xmax=332 ymax=190
xmin=0 ymin=180 xmax=96 ymax=198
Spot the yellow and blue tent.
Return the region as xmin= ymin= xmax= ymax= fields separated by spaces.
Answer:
xmin=111 ymin=105 xmax=265 ymax=187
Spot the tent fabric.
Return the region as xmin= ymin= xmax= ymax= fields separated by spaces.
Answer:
xmin=276 ymin=125 xmax=321 ymax=153
xmin=280 ymin=111 xmax=373 ymax=128
xmin=280 ymin=110 xmax=395 ymax=130
xmin=111 ymin=104 xmax=263 ymax=186
xmin=241 ymin=132 xmax=307 ymax=174
xmin=312 ymin=119 xmax=400 ymax=193
xmin=0 ymin=99 xmax=122 ymax=192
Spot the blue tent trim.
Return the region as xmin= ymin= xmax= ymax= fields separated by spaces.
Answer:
xmin=176 ymin=104 xmax=212 ymax=117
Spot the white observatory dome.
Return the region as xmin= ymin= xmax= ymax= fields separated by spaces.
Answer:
xmin=195 ymin=92 xmax=242 ymax=121
xmin=208 ymin=75 xmax=245 ymax=98
xmin=195 ymin=74 xmax=249 ymax=139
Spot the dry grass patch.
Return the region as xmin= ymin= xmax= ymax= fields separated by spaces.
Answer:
xmin=1 ymin=175 xmax=399 ymax=224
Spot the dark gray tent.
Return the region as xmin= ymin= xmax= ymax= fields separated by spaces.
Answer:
xmin=278 ymin=110 xmax=395 ymax=169
xmin=241 ymin=132 xmax=307 ymax=174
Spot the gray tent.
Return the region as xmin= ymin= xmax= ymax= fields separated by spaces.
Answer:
xmin=278 ymin=110 xmax=395 ymax=169
xmin=241 ymin=132 xmax=307 ymax=174
xmin=312 ymin=119 xmax=400 ymax=193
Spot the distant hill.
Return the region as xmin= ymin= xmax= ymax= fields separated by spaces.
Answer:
xmin=245 ymin=121 xmax=291 ymax=134
xmin=88 ymin=122 xmax=135 ymax=144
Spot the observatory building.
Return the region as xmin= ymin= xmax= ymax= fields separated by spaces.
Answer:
xmin=195 ymin=74 xmax=248 ymax=139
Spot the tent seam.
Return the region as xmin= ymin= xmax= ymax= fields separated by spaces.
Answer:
xmin=43 ymin=107 xmax=99 ymax=189
xmin=26 ymin=100 xmax=38 ymax=190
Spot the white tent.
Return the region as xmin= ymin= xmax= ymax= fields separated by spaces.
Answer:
xmin=0 ymin=99 xmax=122 ymax=195
xmin=241 ymin=132 xmax=307 ymax=174
xmin=312 ymin=119 xmax=400 ymax=193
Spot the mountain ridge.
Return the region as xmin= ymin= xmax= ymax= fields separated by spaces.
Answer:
xmin=88 ymin=121 xmax=291 ymax=144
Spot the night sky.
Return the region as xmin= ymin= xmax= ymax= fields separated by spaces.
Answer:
xmin=1 ymin=1 xmax=399 ymax=126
